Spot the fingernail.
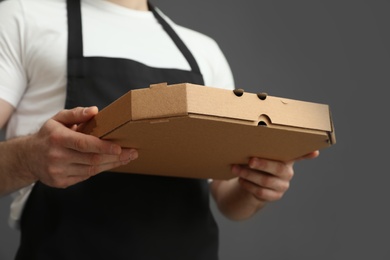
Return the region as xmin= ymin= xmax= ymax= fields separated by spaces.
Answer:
xmin=83 ymin=106 xmax=97 ymax=116
xmin=120 ymin=149 xmax=138 ymax=161
xmin=83 ymin=107 xmax=91 ymax=115
xmin=129 ymin=150 xmax=138 ymax=160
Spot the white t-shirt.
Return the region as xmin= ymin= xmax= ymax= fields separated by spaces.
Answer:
xmin=0 ymin=0 xmax=235 ymax=228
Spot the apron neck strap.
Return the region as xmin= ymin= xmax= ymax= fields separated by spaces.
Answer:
xmin=148 ymin=2 xmax=202 ymax=74
xmin=67 ymin=0 xmax=83 ymax=59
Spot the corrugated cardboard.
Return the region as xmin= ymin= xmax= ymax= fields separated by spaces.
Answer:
xmin=79 ymin=83 xmax=336 ymax=180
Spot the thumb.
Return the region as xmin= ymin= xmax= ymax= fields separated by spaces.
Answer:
xmin=293 ymin=150 xmax=320 ymax=163
xmin=53 ymin=106 xmax=99 ymax=126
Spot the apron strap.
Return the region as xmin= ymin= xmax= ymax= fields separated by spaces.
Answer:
xmin=67 ymin=0 xmax=83 ymax=59
xmin=148 ymin=3 xmax=202 ymax=75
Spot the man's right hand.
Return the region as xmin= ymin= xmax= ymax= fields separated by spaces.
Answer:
xmin=0 ymin=106 xmax=138 ymax=194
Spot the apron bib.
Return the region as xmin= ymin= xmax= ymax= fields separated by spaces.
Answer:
xmin=15 ymin=1 xmax=219 ymax=259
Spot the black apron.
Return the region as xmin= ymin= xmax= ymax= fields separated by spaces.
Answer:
xmin=15 ymin=1 xmax=219 ymax=259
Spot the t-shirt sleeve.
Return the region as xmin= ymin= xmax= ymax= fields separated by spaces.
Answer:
xmin=0 ymin=0 xmax=28 ymax=108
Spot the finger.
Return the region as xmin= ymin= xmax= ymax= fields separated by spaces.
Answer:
xmin=248 ymin=158 xmax=294 ymax=180
xmin=53 ymin=106 xmax=98 ymax=126
xmin=67 ymin=148 xmax=138 ymax=166
xmin=45 ymin=175 xmax=91 ymax=189
xmin=291 ymin=151 xmax=320 ymax=163
xmin=232 ymin=165 xmax=289 ymax=192
xmin=300 ymin=150 xmax=320 ymax=160
xmin=60 ymin=130 xmax=123 ymax=155
xmin=238 ymin=178 xmax=284 ymax=202
xmin=47 ymin=159 xmax=136 ymax=189
xmin=71 ymin=158 xmax=135 ymax=177
xmin=64 ymin=175 xmax=92 ymax=188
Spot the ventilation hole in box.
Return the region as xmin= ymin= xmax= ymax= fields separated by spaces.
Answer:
xmin=257 ymin=92 xmax=268 ymax=100
xmin=233 ymin=88 xmax=244 ymax=97
xmin=258 ymin=121 xmax=267 ymax=127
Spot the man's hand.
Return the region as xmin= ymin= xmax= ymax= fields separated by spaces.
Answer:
xmin=21 ymin=106 xmax=138 ymax=189
xmin=211 ymin=151 xmax=319 ymax=221
xmin=232 ymin=151 xmax=319 ymax=203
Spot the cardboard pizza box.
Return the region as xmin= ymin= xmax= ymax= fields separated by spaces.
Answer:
xmin=79 ymin=82 xmax=336 ymax=180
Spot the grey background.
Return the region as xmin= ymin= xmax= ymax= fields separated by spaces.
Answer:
xmin=1 ymin=0 xmax=389 ymax=259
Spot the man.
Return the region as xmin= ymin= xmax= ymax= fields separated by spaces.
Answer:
xmin=0 ymin=0 xmax=318 ymax=259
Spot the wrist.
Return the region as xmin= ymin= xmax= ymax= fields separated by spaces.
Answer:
xmin=15 ymin=135 xmax=39 ymax=181
xmin=212 ymin=178 xmax=266 ymax=221
xmin=0 ymin=135 xmax=38 ymax=196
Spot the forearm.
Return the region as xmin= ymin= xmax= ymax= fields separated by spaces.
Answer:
xmin=0 ymin=135 xmax=37 ymax=197
xmin=211 ymin=179 xmax=266 ymax=221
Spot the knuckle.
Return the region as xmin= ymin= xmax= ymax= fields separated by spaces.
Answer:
xmin=50 ymin=177 xmax=68 ymax=189
xmin=275 ymin=162 xmax=286 ymax=175
xmin=274 ymin=192 xmax=284 ymax=200
xmin=274 ymin=161 xmax=294 ymax=180
xmin=255 ymin=189 xmax=284 ymax=202
xmin=47 ymin=149 xmax=63 ymax=163
xmin=255 ymin=188 xmax=265 ymax=199
xmin=47 ymin=130 xmax=62 ymax=145
xmin=240 ymin=168 xmax=251 ymax=179
xmin=88 ymin=165 xmax=98 ymax=176
xmin=284 ymin=167 xmax=294 ymax=180
xmin=260 ymin=176 xmax=272 ymax=188
xmin=74 ymin=137 xmax=87 ymax=151
xmin=89 ymin=154 xmax=103 ymax=165
xmin=280 ymin=181 xmax=290 ymax=192
xmin=57 ymin=181 xmax=70 ymax=189
xmin=71 ymin=107 xmax=81 ymax=117
xmin=45 ymin=166 xmax=67 ymax=184
xmin=46 ymin=165 xmax=61 ymax=177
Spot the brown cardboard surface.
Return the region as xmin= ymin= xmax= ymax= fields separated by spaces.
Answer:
xmin=80 ymin=82 xmax=336 ymax=180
